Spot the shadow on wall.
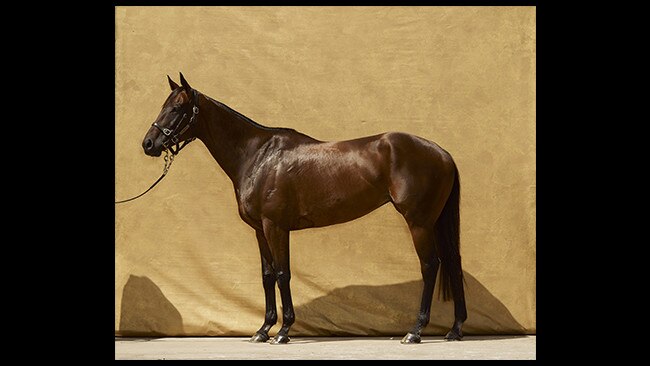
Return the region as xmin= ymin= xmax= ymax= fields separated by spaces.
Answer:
xmin=116 ymin=272 xmax=527 ymax=336
xmin=117 ymin=275 xmax=183 ymax=336
xmin=292 ymin=271 xmax=528 ymax=336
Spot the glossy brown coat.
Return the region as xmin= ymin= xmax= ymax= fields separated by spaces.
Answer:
xmin=142 ymin=74 xmax=467 ymax=344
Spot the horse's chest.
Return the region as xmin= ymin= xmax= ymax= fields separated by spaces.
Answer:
xmin=234 ymin=175 xmax=278 ymax=226
xmin=235 ymin=185 xmax=260 ymax=223
xmin=235 ymin=168 xmax=295 ymax=228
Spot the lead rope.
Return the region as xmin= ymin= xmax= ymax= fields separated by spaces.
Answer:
xmin=115 ymin=150 xmax=174 ymax=204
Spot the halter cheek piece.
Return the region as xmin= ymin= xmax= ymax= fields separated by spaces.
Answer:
xmin=152 ymin=90 xmax=200 ymax=155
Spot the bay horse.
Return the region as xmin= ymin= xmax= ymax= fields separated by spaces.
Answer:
xmin=139 ymin=73 xmax=467 ymax=344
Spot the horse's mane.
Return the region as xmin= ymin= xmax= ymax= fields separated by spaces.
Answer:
xmin=167 ymin=87 xmax=316 ymax=141
xmin=202 ymin=93 xmax=318 ymax=143
xmin=204 ymin=94 xmax=294 ymax=133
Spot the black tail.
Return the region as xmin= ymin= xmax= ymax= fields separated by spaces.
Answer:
xmin=435 ymin=164 xmax=464 ymax=302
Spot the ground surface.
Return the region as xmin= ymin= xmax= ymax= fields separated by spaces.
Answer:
xmin=115 ymin=335 xmax=536 ymax=360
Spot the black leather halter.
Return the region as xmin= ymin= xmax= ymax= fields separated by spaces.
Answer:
xmin=115 ymin=90 xmax=200 ymax=204
xmin=152 ymin=89 xmax=200 ymax=155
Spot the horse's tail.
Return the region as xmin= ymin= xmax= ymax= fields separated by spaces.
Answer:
xmin=435 ymin=163 xmax=465 ymax=302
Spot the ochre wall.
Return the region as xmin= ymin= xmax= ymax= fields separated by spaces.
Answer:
xmin=115 ymin=6 xmax=535 ymax=336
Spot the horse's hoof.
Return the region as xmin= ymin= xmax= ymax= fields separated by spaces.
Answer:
xmin=249 ymin=332 xmax=269 ymax=343
xmin=444 ymin=330 xmax=463 ymax=341
xmin=270 ymin=334 xmax=290 ymax=344
xmin=400 ymin=333 xmax=421 ymax=344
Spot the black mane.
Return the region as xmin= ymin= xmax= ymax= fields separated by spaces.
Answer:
xmin=203 ymin=94 xmax=296 ymax=133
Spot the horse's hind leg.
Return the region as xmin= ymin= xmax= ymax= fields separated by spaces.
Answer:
xmin=438 ymin=218 xmax=467 ymax=341
xmin=401 ymin=223 xmax=440 ymax=344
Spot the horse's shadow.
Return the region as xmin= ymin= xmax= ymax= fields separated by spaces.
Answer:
xmin=290 ymin=271 xmax=528 ymax=337
xmin=117 ymin=271 xmax=528 ymax=338
xmin=117 ymin=275 xmax=183 ymax=337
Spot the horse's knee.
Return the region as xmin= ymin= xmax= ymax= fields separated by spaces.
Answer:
xmin=276 ymin=271 xmax=291 ymax=286
xmin=262 ymin=272 xmax=275 ymax=288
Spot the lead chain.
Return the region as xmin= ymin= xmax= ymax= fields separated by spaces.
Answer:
xmin=163 ymin=149 xmax=174 ymax=175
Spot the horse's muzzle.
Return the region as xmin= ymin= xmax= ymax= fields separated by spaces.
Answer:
xmin=143 ymin=137 xmax=163 ymax=157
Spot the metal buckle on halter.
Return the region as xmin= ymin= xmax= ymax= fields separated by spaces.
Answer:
xmin=152 ymin=122 xmax=173 ymax=136
xmin=193 ymin=105 xmax=199 ymax=115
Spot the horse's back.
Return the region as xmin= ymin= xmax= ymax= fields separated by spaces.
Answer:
xmin=264 ymin=131 xmax=455 ymax=228
xmin=328 ymin=131 xmax=456 ymax=178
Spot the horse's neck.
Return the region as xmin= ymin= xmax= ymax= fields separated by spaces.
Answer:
xmin=196 ymin=95 xmax=272 ymax=184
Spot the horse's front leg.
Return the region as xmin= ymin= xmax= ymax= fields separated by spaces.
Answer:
xmin=249 ymin=229 xmax=278 ymax=343
xmin=262 ymin=218 xmax=294 ymax=345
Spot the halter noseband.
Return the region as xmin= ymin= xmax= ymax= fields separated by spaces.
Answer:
xmin=152 ymin=89 xmax=200 ymax=155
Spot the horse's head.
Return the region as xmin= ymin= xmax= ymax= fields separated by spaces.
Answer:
xmin=142 ymin=72 xmax=200 ymax=157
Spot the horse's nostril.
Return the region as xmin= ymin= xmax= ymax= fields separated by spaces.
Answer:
xmin=145 ymin=138 xmax=153 ymax=150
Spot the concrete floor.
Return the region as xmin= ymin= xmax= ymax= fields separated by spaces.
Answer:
xmin=115 ymin=335 xmax=536 ymax=360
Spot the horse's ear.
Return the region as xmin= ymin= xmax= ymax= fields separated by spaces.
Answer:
xmin=167 ymin=75 xmax=180 ymax=91
xmin=179 ymin=72 xmax=192 ymax=93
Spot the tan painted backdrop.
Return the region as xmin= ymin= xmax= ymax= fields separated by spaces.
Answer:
xmin=115 ymin=6 xmax=535 ymax=336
